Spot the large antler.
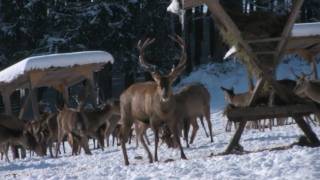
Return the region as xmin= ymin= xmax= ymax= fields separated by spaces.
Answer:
xmin=137 ymin=38 xmax=159 ymax=74
xmin=168 ymin=34 xmax=187 ymax=78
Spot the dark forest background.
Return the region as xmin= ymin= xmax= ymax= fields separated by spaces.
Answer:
xmin=0 ymin=0 xmax=319 ymax=98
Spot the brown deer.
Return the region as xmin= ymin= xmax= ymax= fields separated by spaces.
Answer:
xmin=221 ymin=79 xmax=297 ymax=130
xmin=175 ymin=83 xmax=213 ymax=146
xmin=83 ymin=100 xmax=121 ymax=150
xmin=66 ymin=101 xmax=121 ymax=154
xmin=45 ymin=113 xmax=68 ymax=157
xmin=0 ymin=114 xmax=46 ymax=161
xmin=292 ymin=73 xmax=320 ymax=103
xmin=119 ymin=35 xmax=187 ymax=165
xmin=55 ymin=106 xmax=91 ymax=157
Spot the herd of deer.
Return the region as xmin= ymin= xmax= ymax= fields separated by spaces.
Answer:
xmin=0 ymin=35 xmax=319 ymax=166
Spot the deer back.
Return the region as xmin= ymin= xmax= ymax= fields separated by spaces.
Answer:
xmin=175 ymin=84 xmax=210 ymax=117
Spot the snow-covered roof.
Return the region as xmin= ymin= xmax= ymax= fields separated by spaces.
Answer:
xmin=291 ymin=22 xmax=320 ymax=37
xmin=0 ymin=51 xmax=114 ymax=84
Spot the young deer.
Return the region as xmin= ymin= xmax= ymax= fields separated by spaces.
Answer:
xmin=175 ymin=83 xmax=213 ymax=146
xmin=55 ymin=106 xmax=91 ymax=157
xmin=293 ymin=74 xmax=320 ymax=103
xmin=0 ymin=114 xmax=46 ymax=161
xmin=119 ymin=35 xmax=187 ymax=165
xmin=83 ymin=100 xmax=121 ymax=150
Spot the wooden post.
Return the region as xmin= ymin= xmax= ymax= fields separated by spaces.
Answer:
xmin=18 ymin=91 xmax=31 ymax=119
xmin=87 ymin=72 xmax=97 ymax=106
xmin=276 ymin=0 xmax=305 ymax=60
xmin=293 ymin=116 xmax=320 ymax=145
xmin=28 ymin=81 xmax=40 ymax=120
xmin=3 ymin=90 xmax=12 ymax=115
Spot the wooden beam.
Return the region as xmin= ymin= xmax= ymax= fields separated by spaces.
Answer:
xmin=29 ymin=85 xmax=40 ymax=120
xmin=293 ymin=116 xmax=320 ymax=145
xmin=255 ymin=51 xmax=277 ymax=55
xmin=18 ymin=91 xmax=31 ymax=119
xmin=247 ymin=37 xmax=282 ymax=44
xmin=226 ymin=104 xmax=319 ymax=122
xmin=182 ymin=0 xmax=204 ymax=9
xmin=276 ymin=0 xmax=305 ymax=61
xmin=2 ymin=91 xmax=12 ymax=115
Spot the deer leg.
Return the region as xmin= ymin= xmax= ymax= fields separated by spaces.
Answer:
xmin=169 ymin=122 xmax=187 ymax=160
xmin=92 ymin=138 xmax=96 ymax=149
xmin=62 ymin=140 xmax=66 ymax=154
xmin=205 ymin=109 xmax=213 ymax=143
xmin=183 ymin=118 xmax=190 ymax=148
xmin=4 ymin=143 xmax=10 ymax=162
xmin=80 ymin=136 xmax=91 ymax=155
xmin=138 ymin=127 xmax=153 ymax=163
xmin=106 ymin=135 xmax=110 ymax=147
xmin=55 ymin=128 xmax=64 ymax=158
xmin=134 ymin=123 xmax=140 ymax=148
xmin=199 ymin=116 xmax=209 ymax=137
xmin=153 ymin=128 xmax=159 ymax=162
xmin=98 ymin=134 xmax=105 ymax=151
xmin=119 ymin=114 xmax=132 ymax=166
xmin=48 ymin=140 xmax=53 ymax=158
xmin=112 ymin=133 xmax=116 ymax=146
xmin=190 ymin=118 xmax=199 ymax=145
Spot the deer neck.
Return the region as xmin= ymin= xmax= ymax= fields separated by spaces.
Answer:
xmin=158 ymin=96 xmax=175 ymax=115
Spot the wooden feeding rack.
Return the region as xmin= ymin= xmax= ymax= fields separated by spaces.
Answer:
xmin=0 ymin=51 xmax=114 ymax=120
xmin=181 ymin=0 xmax=320 ymax=153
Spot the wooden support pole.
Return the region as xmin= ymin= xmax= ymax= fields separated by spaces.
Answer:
xmin=224 ymin=120 xmax=247 ymax=154
xmin=18 ymin=91 xmax=31 ymax=119
xmin=30 ymin=88 xmax=40 ymax=120
xmin=87 ymin=72 xmax=97 ymax=106
xmin=276 ymin=0 xmax=305 ymax=60
xmin=293 ymin=116 xmax=320 ymax=145
xmin=3 ymin=91 xmax=12 ymax=115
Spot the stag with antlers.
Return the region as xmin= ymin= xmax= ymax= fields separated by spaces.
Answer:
xmin=119 ymin=35 xmax=187 ymax=165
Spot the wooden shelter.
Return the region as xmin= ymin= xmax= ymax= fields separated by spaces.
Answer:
xmin=0 ymin=51 xmax=114 ymax=120
xmin=180 ymin=0 xmax=320 ymax=153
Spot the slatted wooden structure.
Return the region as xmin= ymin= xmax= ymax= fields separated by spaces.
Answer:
xmin=0 ymin=51 xmax=113 ymax=120
xmin=181 ymin=0 xmax=320 ymax=153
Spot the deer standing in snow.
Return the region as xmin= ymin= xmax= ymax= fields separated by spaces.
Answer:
xmin=119 ymin=35 xmax=187 ymax=165
xmin=0 ymin=114 xmax=46 ymax=161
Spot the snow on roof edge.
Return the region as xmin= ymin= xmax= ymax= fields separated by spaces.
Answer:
xmin=0 ymin=51 xmax=114 ymax=84
xmin=291 ymin=22 xmax=320 ymax=37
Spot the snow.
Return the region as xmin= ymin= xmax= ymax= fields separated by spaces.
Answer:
xmin=1 ymin=58 xmax=320 ymax=179
xmin=167 ymin=0 xmax=182 ymax=15
xmin=291 ymin=22 xmax=320 ymax=37
xmin=224 ymin=46 xmax=237 ymax=59
xmin=0 ymin=51 xmax=114 ymax=84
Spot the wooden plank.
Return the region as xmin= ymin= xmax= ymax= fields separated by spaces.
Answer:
xmin=29 ymin=82 xmax=40 ymax=120
xmin=226 ymin=104 xmax=319 ymax=122
xmin=182 ymin=0 xmax=204 ymax=9
xmin=3 ymin=91 xmax=12 ymax=115
xmin=293 ymin=116 xmax=320 ymax=145
xmin=276 ymin=0 xmax=305 ymax=61
xmin=247 ymin=37 xmax=282 ymax=44
xmin=18 ymin=91 xmax=31 ymax=119
xmin=255 ymin=51 xmax=277 ymax=55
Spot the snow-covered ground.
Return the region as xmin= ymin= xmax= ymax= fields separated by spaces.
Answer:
xmin=1 ymin=58 xmax=320 ymax=180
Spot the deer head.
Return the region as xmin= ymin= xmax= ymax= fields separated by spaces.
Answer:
xmin=290 ymin=68 xmax=313 ymax=96
xmin=220 ymin=86 xmax=235 ymax=103
xmin=137 ymin=35 xmax=187 ymax=103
